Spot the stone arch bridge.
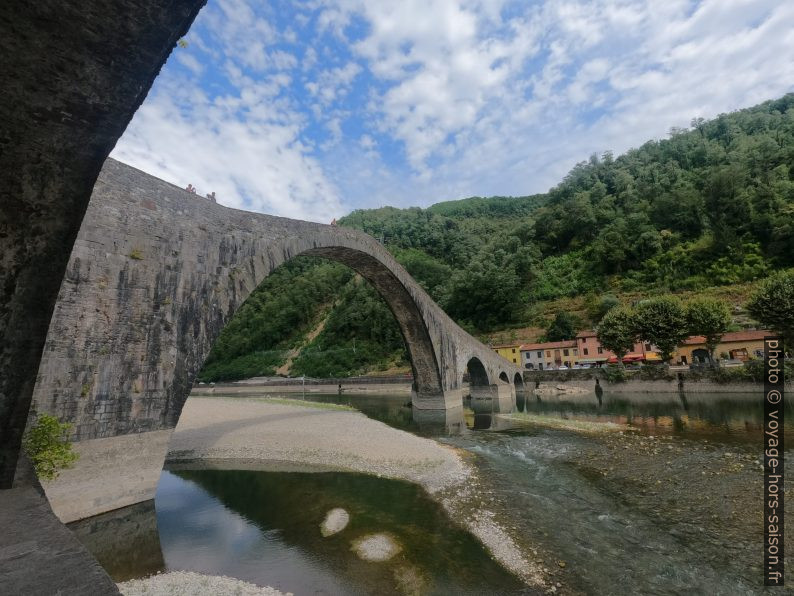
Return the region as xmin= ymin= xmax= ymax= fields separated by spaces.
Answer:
xmin=31 ymin=158 xmax=524 ymax=521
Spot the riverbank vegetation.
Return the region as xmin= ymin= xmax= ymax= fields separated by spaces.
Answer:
xmin=595 ymin=295 xmax=733 ymax=365
xmin=200 ymin=94 xmax=794 ymax=381
xmin=23 ymin=414 xmax=78 ymax=481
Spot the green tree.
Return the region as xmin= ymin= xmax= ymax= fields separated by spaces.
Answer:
xmin=747 ymin=269 xmax=794 ymax=347
xmin=545 ymin=311 xmax=582 ymax=341
xmin=443 ymin=249 xmax=521 ymax=330
xmin=586 ymin=293 xmax=620 ymax=324
xmin=596 ymin=306 xmax=638 ymax=368
xmin=394 ymin=248 xmax=453 ymax=300
xmin=23 ymin=414 xmax=78 ymax=481
xmin=685 ymin=297 xmax=732 ymax=365
xmin=635 ymin=296 xmax=689 ymax=363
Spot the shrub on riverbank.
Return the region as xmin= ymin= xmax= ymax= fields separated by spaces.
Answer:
xmin=686 ymin=359 xmax=794 ymax=384
xmin=23 ymin=414 xmax=78 ymax=481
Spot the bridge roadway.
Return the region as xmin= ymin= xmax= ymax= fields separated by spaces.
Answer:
xmin=28 ymin=158 xmax=525 ymax=522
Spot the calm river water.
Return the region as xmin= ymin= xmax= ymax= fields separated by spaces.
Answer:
xmin=72 ymin=389 xmax=793 ymax=595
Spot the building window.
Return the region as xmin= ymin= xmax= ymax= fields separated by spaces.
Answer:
xmin=645 ymin=343 xmax=652 ymax=351
xmin=583 ymin=347 xmax=589 ymax=355
xmin=537 ymin=351 xmax=542 ymax=358
xmin=597 ymin=346 xmax=603 ymax=354
xmin=573 ymin=349 xmax=578 ymax=356
xmin=563 ymin=349 xmax=569 ymax=356
xmin=513 ymin=358 xmax=517 ymax=363
xmin=539 ymin=363 xmax=544 ymax=370
xmin=546 ymin=350 xmax=551 ymax=358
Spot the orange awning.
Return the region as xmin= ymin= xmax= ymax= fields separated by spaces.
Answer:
xmin=607 ymin=353 xmax=645 ymax=363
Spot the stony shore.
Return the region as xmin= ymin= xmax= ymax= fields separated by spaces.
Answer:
xmin=191 ymin=381 xmax=412 ymax=397
xmin=155 ymin=396 xmax=548 ymax=592
xmin=166 ymin=396 xmax=467 ymax=492
xmin=118 ymin=571 xmax=290 ymax=595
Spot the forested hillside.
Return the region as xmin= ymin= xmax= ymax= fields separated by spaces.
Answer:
xmin=199 ymin=94 xmax=794 ymax=381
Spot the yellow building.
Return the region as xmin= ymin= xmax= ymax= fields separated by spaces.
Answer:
xmin=492 ymin=343 xmax=522 ymax=365
xmin=674 ymin=329 xmax=770 ymax=364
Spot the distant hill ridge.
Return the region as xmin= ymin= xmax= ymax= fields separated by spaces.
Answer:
xmin=199 ymin=94 xmax=794 ymax=381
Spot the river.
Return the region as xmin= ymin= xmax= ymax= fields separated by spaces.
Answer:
xmin=72 ymin=389 xmax=792 ymax=595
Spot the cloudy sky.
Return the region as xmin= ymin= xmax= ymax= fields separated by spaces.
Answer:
xmin=113 ymin=0 xmax=794 ymax=222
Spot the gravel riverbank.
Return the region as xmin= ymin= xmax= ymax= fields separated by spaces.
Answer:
xmin=167 ymin=396 xmax=467 ymax=491
xmin=118 ymin=571 xmax=290 ymax=595
xmin=163 ymin=396 xmax=548 ymax=591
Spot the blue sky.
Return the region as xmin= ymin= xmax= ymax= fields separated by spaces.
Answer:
xmin=113 ymin=0 xmax=794 ymax=222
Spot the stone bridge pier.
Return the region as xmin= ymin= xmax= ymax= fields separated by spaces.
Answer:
xmin=27 ymin=159 xmax=524 ymax=522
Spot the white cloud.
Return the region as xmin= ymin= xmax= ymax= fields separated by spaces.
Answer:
xmin=113 ymin=68 xmax=344 ymax=222
xmin=306 ymin=62 xmax=362 ymax=105
xmin=326 ymin=0 xmax=794 ymax=204
xmin=176 ymin=52 xmax=204 ymax=76
xmin=116 ymin=0 xmax=794 ymax=220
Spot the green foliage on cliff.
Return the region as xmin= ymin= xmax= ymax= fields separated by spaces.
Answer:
xmin=23 ymin=414 xmax=78 ymax=482
xmin=200 ymin=94 xmax=794 ymax=380
xmin=545 ymin=311 xmax=583 ymax=341
xmin=198 ymin=258 xmax=353 ymax=381
xmin=290 ymin=278 xmax=408 ymax=378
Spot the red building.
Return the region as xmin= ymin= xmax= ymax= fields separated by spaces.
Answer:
xmin=575 ymin=330 xmax=659 ymax=366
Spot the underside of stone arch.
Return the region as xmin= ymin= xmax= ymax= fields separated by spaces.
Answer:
xmin=301 ymin=247 xmax=443 ymax=400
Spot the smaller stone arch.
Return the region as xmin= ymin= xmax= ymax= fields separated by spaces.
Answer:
xmin=466 ymin=356 xmax=490 ymax=389
xmin=514 ymin=372 xmax=526 ymax=412
xmin=498 ymin=371 xmax=510 ymax=383
xmin=513 ymin=372 xmax=524 ymax=391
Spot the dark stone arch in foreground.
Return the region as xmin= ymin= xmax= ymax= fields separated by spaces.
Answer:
xmin=0 ymin=0 xmax=207 ymax=488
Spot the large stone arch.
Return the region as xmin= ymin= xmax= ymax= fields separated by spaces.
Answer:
xmin=300 ymin=246 xmax=442 ymax=402
xmin=28 ymin=159 xmax=523 ymax=522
